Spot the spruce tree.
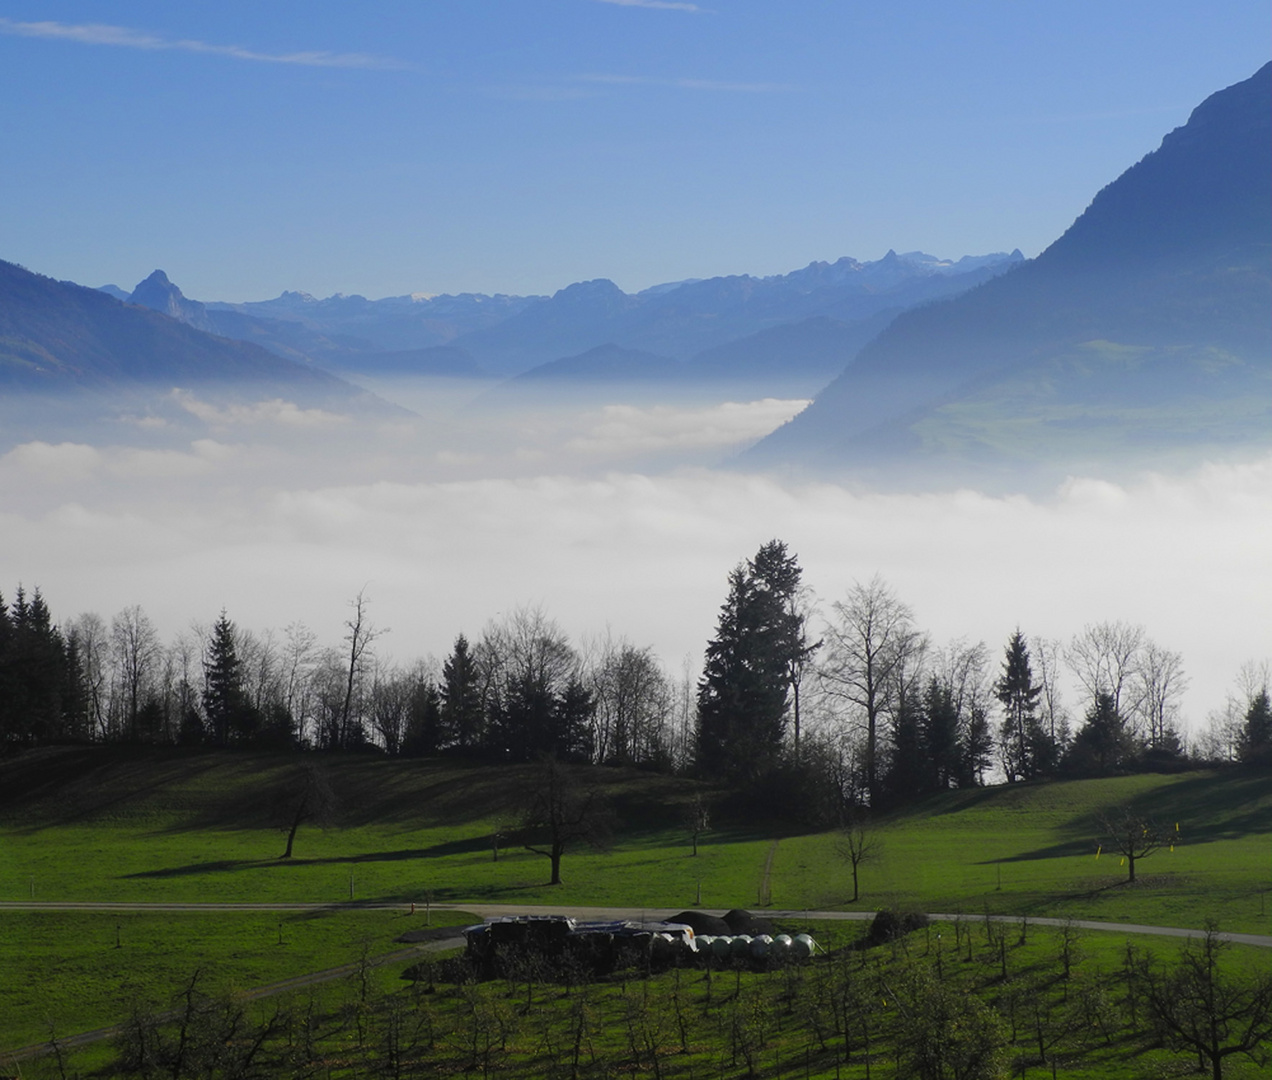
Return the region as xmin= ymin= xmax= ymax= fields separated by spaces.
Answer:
xmin=1066 ymin=691 xmax=1131 ymax=775
xmin=994 ymin=630 xmax=1044 ymax=781
xmin=922 ymin=677 xmax=962 ymax=792
xmin=440 ymin=634 xmax=483 ymax=752
xmin=696 ymin=540 xmax=805 ymax=780
xmin=203 ymin=611 xmax=253 ymax=746
xmin=1238 ymin=688 xmax=1272 ymax=767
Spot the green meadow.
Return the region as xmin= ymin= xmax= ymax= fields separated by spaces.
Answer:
xmin=0 ymin=746 xmax=1268 ymax=1063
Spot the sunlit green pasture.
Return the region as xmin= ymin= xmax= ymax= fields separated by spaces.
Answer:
xmin=0 ymin=750 xmax=1268 ymax=928
xmin=779 ymin=771 xmax=1272 ymax=934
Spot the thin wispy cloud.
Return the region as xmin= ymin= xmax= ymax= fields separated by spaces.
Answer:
xmin=592 ymin=0 xmax=704 ymax=12
xmin=0 ymin=18 xmax=407 ymax=70
xmin=578 ymin=73 xmax=794 ymax=93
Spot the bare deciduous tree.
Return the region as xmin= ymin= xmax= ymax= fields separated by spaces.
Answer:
xmin=110 ymin=605 xmax=161 ymax=741
xmin=588 ymin=635 xmax=672 ymax=766
xmin=1097 ymin=807 xmax=1165 ymax=884
xmin=683 ymin=792 xmax=711 ymax=856
xmin=1067 ymin=621 xmax=1144 ymax=718
xmin=819 ymin=576 xmax=925 ymax=804
xmin=336 ymin=590 xmax=383 ymax=749
xmin=1032 ymin=635 xmax=1072 ymax=752
xmin=1132 ymin=641 xmax=1188 ymax=751
xmin=834 ymin=815 xmax=881 ymax=903
xmin=519 ymin=756 xmax=610 ymax=886
xmin=1141 ymin=927 xmax=1272 ymax=1080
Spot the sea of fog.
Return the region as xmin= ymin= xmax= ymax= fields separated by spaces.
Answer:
xmin=1 ymin=375 xmax=1269 ymax=734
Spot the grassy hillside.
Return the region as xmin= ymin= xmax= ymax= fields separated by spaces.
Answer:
xmin=0 ymin=748 xmax=1268 ymax=1063
xmin=0 ymin=748 xmax=1267 ymax=931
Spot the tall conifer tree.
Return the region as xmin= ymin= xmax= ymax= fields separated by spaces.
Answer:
xmin=696 ymin=540 xmax=805 ymax=780
xmin=994 ymin=630 xmax=1044 ymax=781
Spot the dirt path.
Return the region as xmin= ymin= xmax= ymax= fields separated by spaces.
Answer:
xmin=1 ymin=900 xmax=1267 ymax=948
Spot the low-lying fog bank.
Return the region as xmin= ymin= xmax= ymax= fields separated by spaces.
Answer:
xmin=1 ymin=379 xmax=1268 ymax=732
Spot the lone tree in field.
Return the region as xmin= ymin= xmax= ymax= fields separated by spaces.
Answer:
xmin=1141 ymin=927 xmax=1272 ymax=1080
xmin=275 ymin=762 xmax=337 ymax=859
xmin=519 ymin=756 xmax=610 ymax=886
xmin=834 ymin=814 xmax=881 ymax=903
xmin=1097 ymin=806 xmax=1164 ymax=883
xmin=683 ymin=792 xmax=711 ymax=856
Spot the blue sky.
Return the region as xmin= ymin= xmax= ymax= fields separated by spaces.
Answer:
xmin=1 ymin=1 xmax=1268 ymax=300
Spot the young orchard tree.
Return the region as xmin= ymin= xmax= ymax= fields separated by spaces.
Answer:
xmin=1141 ymin=927 xmax=1272 ymax=1080
xmin=834 ymin=814 xmax=880 ymax=903
xmin=683 ymin=792 xmax=711 ymax=856
xmin=1097 ymin=806 xmax=1165 ymax=884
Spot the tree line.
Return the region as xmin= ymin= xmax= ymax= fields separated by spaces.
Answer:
xmin=2 ymin=541 xmax=1269 ymax=813
xmin=692 ymin=540 xmax=1271 ymax=813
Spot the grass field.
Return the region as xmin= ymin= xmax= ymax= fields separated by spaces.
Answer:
xmin=0 ymin=907 xmax=475 ymax=1052
xmin=0 ymin=746 xmax=1268 ymax=1063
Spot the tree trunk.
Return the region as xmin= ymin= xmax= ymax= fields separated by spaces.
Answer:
xmin=280 ymin=806 xmax=305 ymax=859
xmin=851 ymin=864 xmax=859 ymax=903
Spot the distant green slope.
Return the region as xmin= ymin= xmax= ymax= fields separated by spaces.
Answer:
xmin=0 ymin=748 xmax=1267 ymax=933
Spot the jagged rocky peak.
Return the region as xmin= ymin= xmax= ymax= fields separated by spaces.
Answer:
xmin=128 ymin=269 xmax=214 ymax=331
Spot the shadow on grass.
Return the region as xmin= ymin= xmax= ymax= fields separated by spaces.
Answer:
xmin=123 ymin=835 xmax=494 ymax=880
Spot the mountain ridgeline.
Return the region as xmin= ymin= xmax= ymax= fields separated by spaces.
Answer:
xmin=101 ymin=249 xmax=1023 ymax=390
xmin=0 ymin=260 xmax=360 ymax=402
xmin=747 ymin=63 xmax=1272 ymax=478
xmin=2 ymin=64 xmax=1266 ymax=478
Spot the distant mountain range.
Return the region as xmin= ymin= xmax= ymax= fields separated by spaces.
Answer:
xmin=98 ymin=249 xmax=1022 ymax=386
xmin=746 ymin=62 xmax=1272 ymax=478
xmin=0 ymin=260 xmax=365 ymax=406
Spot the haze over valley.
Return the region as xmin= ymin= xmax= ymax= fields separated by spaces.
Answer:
xmin=0 ymin=15 xmax=1268 ymax=741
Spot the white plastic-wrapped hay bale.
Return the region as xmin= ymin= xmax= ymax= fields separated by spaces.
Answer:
xmin=791 ymin=934 xmax=815 ymax=959
xmin=711 ymin=935 xmax=732 ymax=960
xmin=772 ymin=934 xmax=793 ymax=957
xmin=730 ymin=934 xmax=753 ymax=958
xmin=749 ymin=934 xmax=773 ymax=959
